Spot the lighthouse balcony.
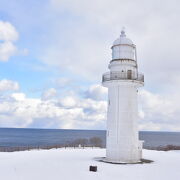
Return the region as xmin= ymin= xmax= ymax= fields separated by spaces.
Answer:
xmin=102 ymin=71 xmax=144 ymax=83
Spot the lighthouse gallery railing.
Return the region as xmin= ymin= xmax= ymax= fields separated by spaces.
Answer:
xmin=102 ymin=72 xmax=144 ymax=83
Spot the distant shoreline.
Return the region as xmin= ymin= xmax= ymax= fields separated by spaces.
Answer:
xmin=1 ymin=127 xmax=180 ymax=133
xmin=1 ymin=144 xmax=180 ymax=152
xmin=1 ymin=128 xmax=180 ymax=152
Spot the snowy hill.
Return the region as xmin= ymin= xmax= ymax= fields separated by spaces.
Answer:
xmin=0 ymin=148 xmax=179 ymax=180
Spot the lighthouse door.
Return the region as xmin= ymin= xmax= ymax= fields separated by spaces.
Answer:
xmin=127 ymin=70 xmax=132 ymax=79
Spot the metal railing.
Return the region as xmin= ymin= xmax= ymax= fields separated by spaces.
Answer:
xmin=102 ymin=72 xmax=144 ymax=83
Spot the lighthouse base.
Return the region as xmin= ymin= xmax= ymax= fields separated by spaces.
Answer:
xmin=104 ymin=140 xmax=144 ymax=164
xmin=102 ymin=157 xmax=141 ymax=164
xmin=97 ymin=157 xmax=153 ymax=164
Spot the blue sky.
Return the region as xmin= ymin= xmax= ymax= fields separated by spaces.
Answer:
xmin=0 ymin=0 xmax=180 ymax=131
xmin=0 ymin=0 xmax=50 ymax=93
xmin=0 ymin=0 xmax=100 ymax=96
xmin=1 ymin=4 xmax=76 ymax=94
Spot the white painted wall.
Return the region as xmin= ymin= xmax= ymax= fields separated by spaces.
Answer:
xmin=104 ymin=81 xmax=142 ymax=163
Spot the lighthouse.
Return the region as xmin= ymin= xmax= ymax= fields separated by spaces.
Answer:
xmin=102 ymin=29 xmax=144 ymax=163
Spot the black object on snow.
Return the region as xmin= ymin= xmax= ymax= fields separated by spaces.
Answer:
xmin=89 ymin=166 xmax=97 ymax=172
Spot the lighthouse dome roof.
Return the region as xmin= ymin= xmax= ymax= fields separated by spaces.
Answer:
xmin=113 ymin=30 xmax=133 ymax=46
xmin=111 ymin=29 xmax=136 ymax=60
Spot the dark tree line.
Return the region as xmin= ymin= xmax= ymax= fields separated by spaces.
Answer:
xmin=67 ymin=137 xmax=103 ymax=147
xmin=0 ymin=136 xmax=104 ymax=152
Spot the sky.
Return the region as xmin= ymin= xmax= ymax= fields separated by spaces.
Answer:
xmin=0 ymin=0 xmax=180 ymax=131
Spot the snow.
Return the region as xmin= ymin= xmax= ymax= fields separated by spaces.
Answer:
xmin=0 ymin=148 xmax=180 ymax=180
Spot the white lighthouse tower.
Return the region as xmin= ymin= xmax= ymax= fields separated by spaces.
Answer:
xmin=102 ymin=29 xmax=144 ymax=163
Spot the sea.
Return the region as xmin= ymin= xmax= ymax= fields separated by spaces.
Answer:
xmin=0 ymin=128 xmax=180 ymax=149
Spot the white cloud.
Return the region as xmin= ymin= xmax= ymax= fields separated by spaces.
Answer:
xmin=0 ymin=79 xmax=19 ymax=92
xmin=0 ymin=41 xmax=17 ymax=61
xmin=54 ymin=77 xmax=72 ymax=87
xmin=0 ymin=21 xmax=18 ymax=41
xmin=85 ymin=84 xmax=107 ymax=101
xmin=41 ymin=88 xmax=57 ymax=100
xmin=0 ymin=81 xmax=180 ymax=131
xmin=39 ymin=0 xmax=180 ymax=90
xmin=0 ymin=90 xmax=107 ymax=129
xmin=11 ymin=93 xmax=26 ymax=101
xmin=0 ymin=81 xmax=107 ymax=129
xmin=60 ymin=96 xmax=77 ymax=108
xmin=139 ymin=89 xmax=180 ymax=131
xmin=35 ymin=0 xmax=180 ymax=131
xmin=1 ymin=1 xmax=180 ymax=131
xmin=0 ymin=21 xmax=19 ymax=61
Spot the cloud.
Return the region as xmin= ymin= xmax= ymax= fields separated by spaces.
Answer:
xmin=0 ymin=81 xmax=107 ymax=129
xmin=139 ymin=89 xmax=180 ymax=131
xmin=0 ymin=79 xmax=19 ymax=92
xmin=60 ymin=96 xmax=77 ymax=108
xmin=0 ymin=41 xmax=17 ymax=61
xmin=41 ymin=88 xmax=57 ymax=100
xmin=38 ymin=0 xmax=180 ymax=89
xmin=1 ymin=1 xmax=180 ymax=131
xmin=0 ymin=90 xmax=107 ymax=129
xmin=0 ymin=21 xmax=18 ymax=41
xmin=35 ymin=0 xmax=180 ymax=131
xmin=55 ymin=77 xmax=71 ymax=86
xmin=11 ymin=93 xmax=26 ymax=101
xmin=0 ymin=80 xmax=180 ymax=131
xmin=0 ymin=21 xmax=19 ymax=61
xmin=85 ymin=84 xmax=107 ymax=101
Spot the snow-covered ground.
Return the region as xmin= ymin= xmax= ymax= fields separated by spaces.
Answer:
xmin=0 ymin=148 xmax=180 ymax=180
